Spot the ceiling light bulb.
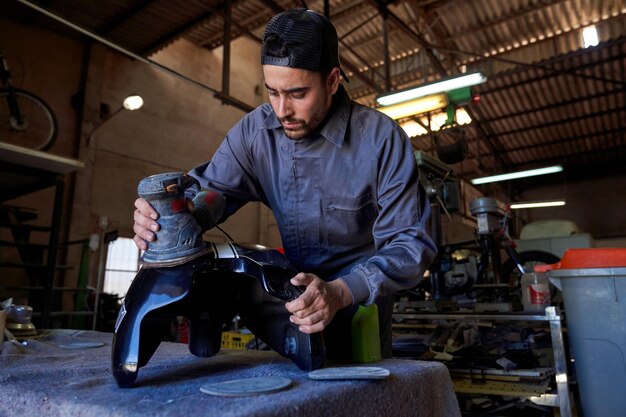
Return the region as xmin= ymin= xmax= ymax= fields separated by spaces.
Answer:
xmin=582 ymin=25 xmax=599 ymax=48
xmin=123 ymin=95 xmax=144 ymax=111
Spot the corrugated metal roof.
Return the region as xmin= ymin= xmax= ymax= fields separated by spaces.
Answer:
xmin=3 ymin=0 xmax=625 ymax=185
xmin=442 ymin=35 xmax=626 ymax=181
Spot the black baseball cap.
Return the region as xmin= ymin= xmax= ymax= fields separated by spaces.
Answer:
xmin=261 ymin=8 xmax=349 ymax=82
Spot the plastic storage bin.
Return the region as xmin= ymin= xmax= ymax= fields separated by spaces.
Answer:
xmin=538 ymin=248 xmax=626 ymax=417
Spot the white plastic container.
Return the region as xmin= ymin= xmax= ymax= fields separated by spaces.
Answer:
xmin=521 ymin=272 xmax=551 ymax=312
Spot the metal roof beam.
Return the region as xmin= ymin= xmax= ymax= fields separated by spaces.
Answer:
xmin=483 ymin=126 xmax=625 ymax=157
xmin=140 ymin=11 xmax=217 ymax=56
xmin=368 ymin=0 xmax=513 ymax=172
xmin=503 ymin=140 xmax=626 ymax=171
xmin=480 ymin=89 xmax=626 ymax=124
xmin=96 ymin=0 xmax=157 ymax=35
xmin=429 ymin=37 xmax=626 ymax=88
xmin=367 ymin=0 xmax=447 ymax=76
xmin=489 ymin=106 xmax=625 ymax=138
xmin=438 ymin=0 xmax=568 ymax=43
xmin=200 ymin=12 xmax=266 ymax=48
xmin=257 ymin=0 xmax=284 ymax=15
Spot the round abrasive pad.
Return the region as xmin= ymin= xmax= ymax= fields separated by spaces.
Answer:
xmin=200 ymin=376 xmax=292 ymax=397
xmin=308 ymin=366 xmax=390 ymax=380
xmin=57 ymin=341 xmax=105 ymax=349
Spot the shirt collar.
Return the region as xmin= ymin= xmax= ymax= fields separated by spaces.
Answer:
xmin=261 ymin=84 xmax=352 ymax=148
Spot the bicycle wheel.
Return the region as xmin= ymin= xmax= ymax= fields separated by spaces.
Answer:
xmin=0 ymin=88 xmax=58 ymax=151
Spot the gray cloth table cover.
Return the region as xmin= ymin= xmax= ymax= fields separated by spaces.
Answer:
xmin=0 ymin=330 xmax=461 ymax=417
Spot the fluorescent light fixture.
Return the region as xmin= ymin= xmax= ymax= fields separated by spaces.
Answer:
xmin=376 ymin=72 xmax=487 ymax=106
xmin=582 ymin=25 xmax=599 ymax=48
xmin=123 ymin=94 xmax=144 ymax=110
xmin=399 ymin=107 xmax=472 ymax=137
xmin=471 ymin=165 xmax=563 ymax=185
xmin=377 ymin=94 xmax=448 ymax=120
xmin=510 ymin=200 xmax=566 ymax=209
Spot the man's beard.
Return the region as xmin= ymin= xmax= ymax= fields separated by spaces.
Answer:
xmin=280 ymin=110 xmax=326 ymax=140
xmin=280 ymin=118 xmax=311 ymax=140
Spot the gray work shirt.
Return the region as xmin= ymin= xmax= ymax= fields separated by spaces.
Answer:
xmin=189 ymin=85 xmax=437 ymax=305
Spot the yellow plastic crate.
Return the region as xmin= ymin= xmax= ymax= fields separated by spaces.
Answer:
xmin=221 ymin=331 xmax=256 ymax=349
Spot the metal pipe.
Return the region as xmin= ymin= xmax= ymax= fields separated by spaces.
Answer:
xmin=16 ymin=0 xmax=254 ymax=113
xmin=222 ymin=0 xmax=232 ymax=96
xmin=382 ymin=11 xmax=390 ymax=91
xmin=42 ymin=176 xmax=65 ymax=329
xmin=92 ymin=217 xmax=107 ymax=330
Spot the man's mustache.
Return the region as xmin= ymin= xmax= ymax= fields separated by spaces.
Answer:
xmin=280 ymin=118 xmax=304 ymax=124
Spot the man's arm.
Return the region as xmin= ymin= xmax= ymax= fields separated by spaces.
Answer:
xmin=287 ymin=120 xmax=437 ymax=333
xmin=133 ymin=113 xmax=262 ymax=250
xmin=188 ymin=124 xmax=265 ymax=219
xmin=340 ymin=122 xmax=438 ymax=306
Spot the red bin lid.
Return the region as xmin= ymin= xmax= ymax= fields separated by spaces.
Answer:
xmin=535 ymin=248 xmax=626 ymax=272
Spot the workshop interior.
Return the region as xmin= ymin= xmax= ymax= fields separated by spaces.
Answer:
xmin=1 ymin=0 xmax=625 ymax=416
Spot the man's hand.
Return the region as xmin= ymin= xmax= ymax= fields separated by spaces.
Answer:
xmin=285 ymin=273 xmax=354 ymax=334
xmin=132 ymin=197 xmax=162 ymax=251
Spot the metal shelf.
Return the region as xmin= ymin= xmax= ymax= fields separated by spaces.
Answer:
xmin=0 ymin=142 xmax=84 ymax=328
xmin=393 ymin=306 xmax=573 ymax=417
xmin=1 ymin=286 xmax=94 ymax=291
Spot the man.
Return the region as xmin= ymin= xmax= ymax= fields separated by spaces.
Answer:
xmin=133 ymin=8 xmax=437 ymax=360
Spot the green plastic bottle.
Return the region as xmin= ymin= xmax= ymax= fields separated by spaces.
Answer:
xmin=351 ymin=304 xmax=382 ymax=363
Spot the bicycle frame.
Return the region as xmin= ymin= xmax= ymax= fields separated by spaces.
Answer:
xmin=1 ymin=54 xmax=27 ymax=130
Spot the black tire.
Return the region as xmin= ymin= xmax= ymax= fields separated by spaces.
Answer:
xmin=502 ymin=250 xmax=561 ymax=287
xmin=0 ymin=88 xmax=58 ymax=151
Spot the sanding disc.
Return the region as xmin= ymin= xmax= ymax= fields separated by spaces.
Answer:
xmin=57 ymin=341 xmax=105 ymax=349
xmin=308 ymin=366 xmax=390 ymax=380
xmin=200 ymin=376 xmax=292 ymax=397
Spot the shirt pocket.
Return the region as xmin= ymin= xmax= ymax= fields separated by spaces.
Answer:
xmin=323 ymin=193 xmax=377 ymax=249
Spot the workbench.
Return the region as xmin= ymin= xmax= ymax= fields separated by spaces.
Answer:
xmin=0 ymin=330 xmax=461 ymax=417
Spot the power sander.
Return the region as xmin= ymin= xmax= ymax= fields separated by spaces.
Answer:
xmin=137 ymin=172 xmax=224 ymax=267
xmin=112 ymin=171 xmax=326 ymax=388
